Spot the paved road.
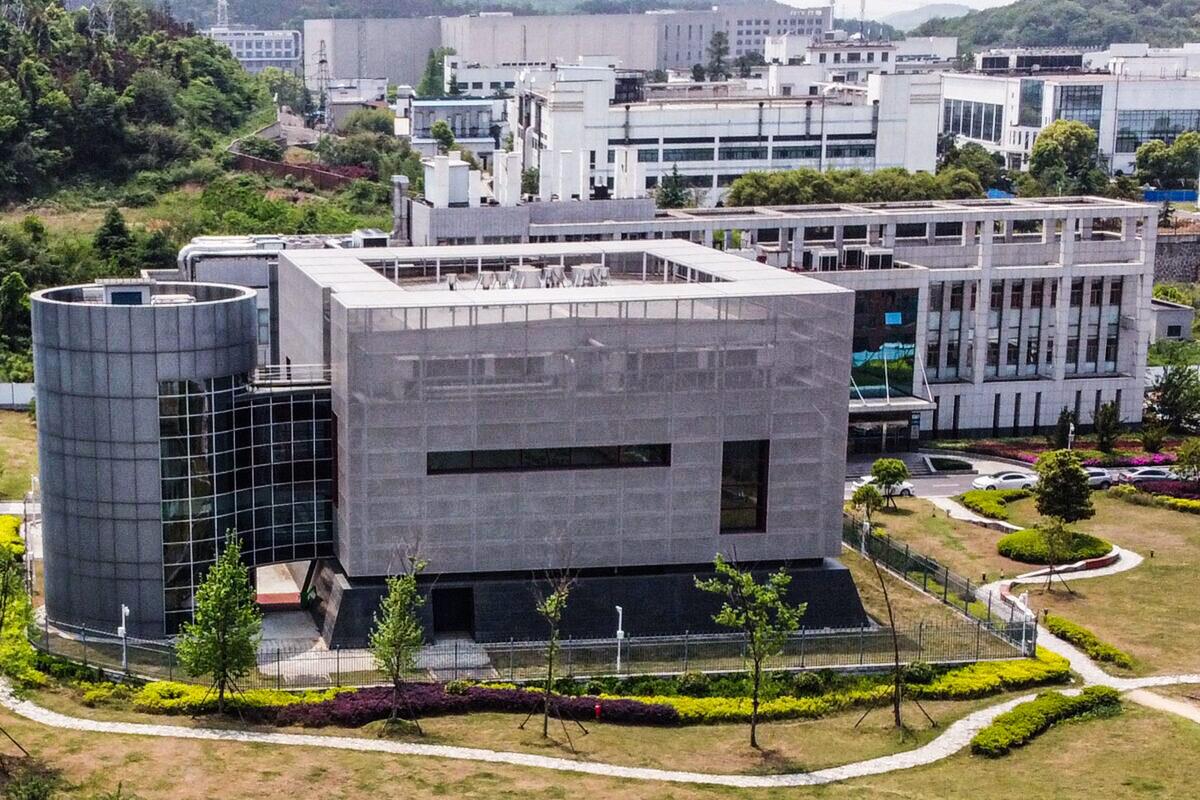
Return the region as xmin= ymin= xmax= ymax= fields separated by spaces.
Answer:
xmin=844 ymin=472 xmax=977 ymax=500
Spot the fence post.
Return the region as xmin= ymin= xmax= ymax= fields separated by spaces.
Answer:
xmin=975 ymin=619 xmax=982 ymax=660
xmin=858 ymin=625 xmax=865 ymax=665
xmin=799 ymin=625 xmax=806 ymax=668
xmin=682 ymin=631 xmax=689 ymax=673
xmin=276 ymin=648 xmax=282 ymax=691
xmin=987 ymin=592 xmax=993 ymax=621
xmin=922 ymin=569 xmax=928 ymax=593
xmin=454 ymin=640 xmax=459 ymax=681
xmin=335 ymin=645 xmax=341 ymax=687
xmin=508 ymin=638 xmax=514 ymax=681
xmin=81 ymin=627 xmax=87 ymax=668
xmin=942 ymin=566 xmax=949 ymax=603
xmin=917 ymin=622 xmax=924 ymax=660
xmin=965 ymin=578 xmax=972 ymax=614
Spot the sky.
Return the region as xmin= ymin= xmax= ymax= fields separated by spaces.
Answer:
xmin=794 ymin=0 xmax=1017 ymax=20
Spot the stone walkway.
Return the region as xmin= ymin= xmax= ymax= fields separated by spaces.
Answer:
xmin=927 ymin=496 xmax=1022 ymax=531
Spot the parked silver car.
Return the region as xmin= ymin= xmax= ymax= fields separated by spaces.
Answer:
xmin=1115 ymin=466 xmax=1178 ymax=484
xmin=1083 ymin=467 xmax=1113 ymax=489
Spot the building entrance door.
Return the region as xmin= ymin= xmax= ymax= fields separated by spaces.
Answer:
xmin=847 ymin=419 xmax=913 ymax=455
xmin=432 ymin=587 xmax=475 ymax=637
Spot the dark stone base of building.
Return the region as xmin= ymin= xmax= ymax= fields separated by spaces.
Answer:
xmin=310 ymin=558 xmax=869 ymax=648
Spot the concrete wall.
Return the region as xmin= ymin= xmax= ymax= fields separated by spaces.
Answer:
xmin=32 ymin=284 xmax=258 ymax=637
xmin=303 ymin=18 xmax=442 ymax=88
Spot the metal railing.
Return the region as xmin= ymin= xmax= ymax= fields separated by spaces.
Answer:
xmin=32 ymin=615 xmax=1031 ymax=691
xmin=842 ymin=513 xmax=1037 ymax=656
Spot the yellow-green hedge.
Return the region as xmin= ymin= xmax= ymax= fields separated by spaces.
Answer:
xmin=959 ymin=489 xmax=1032 ymax=521
xmin=1044 ymin=614 xmax=1135 ymax=670
xmin=971 ymin=686 xmax=1120 ymax=757
xmin=0 ymin=515 xmax=24 ymax=558
xmin=132 ymin=681 xmax=343 ymax=714
xmin=908 ymin=648 xmax=1071 ymax=700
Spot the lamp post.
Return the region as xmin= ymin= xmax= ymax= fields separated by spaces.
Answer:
xmin=1067 ymin=422 xmax=1076 ymax=450
xmin=118 ymin=604 xmax=130 ymax=673
xmin=615 ymin=605 xmax=625 ymax=674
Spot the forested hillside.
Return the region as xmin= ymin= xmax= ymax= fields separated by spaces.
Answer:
xmin=914 ymin=0 xmax=1200 ymax=49
xmin=0 ymin=0 xmax=263 ymax=200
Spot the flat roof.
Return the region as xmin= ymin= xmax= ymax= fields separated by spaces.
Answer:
xmin=281 ymin=239 xmax=848 ymax=311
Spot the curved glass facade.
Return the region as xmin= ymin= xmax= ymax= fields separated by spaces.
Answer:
xmin=159 ymin=375 xmax=334 ymax=632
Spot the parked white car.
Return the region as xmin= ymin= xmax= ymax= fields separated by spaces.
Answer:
xmin=971 ymin=471 xmax=1038 ymax=491
xmin=1116 ymin=466 xmax=1178 ymax=484
xmin=851 ymin=475 xmax=915 ymax=497
xmin=1083 ymin=467 xmax=1113 ymax=489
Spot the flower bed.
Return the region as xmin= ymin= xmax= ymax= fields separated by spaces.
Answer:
xmin=1108 ymin=484 xmax=1200 ymax=515
xmin=932 ymin=437 xmax=1181 ymax=468
xmin=275 ymin=683 xmax=679 ymax=728
xmin=970 ymin=686 xmax=1121 ymax=757
xmin=1136 ymin=480 xmax=1200 ymax=500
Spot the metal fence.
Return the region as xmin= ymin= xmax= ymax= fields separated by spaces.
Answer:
xmin=32 ymin=614 xmax=1032 ymax=691
xmin=842 ymin=513 xmax=1036 ymax=655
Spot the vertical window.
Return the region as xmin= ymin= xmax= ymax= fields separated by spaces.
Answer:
xmin=720 ymin=440 xmax=769 ymax=533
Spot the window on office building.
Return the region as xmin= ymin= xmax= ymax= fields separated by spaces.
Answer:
xmin=720 ymin=440 xmax=769 ymax=533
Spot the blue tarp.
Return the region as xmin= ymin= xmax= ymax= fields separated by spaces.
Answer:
xmin=1144 ymin=189 xmax=1197 ymax=203
xmin=986 ymin=188 xmax=1015 ymax=199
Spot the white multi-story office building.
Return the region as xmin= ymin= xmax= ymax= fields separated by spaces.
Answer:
xmin=941 ymin=71 xmax=1200 ymax=174
xmin=764 ymin=33 xmax=957 ymax=92
xmin=513 ymin=66 xmax=940 ymax=205
xmin=204 ymin=27 xmax=302 ymax=75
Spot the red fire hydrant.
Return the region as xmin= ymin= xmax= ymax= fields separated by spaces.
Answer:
xmin=594 ymin=702 xmax=602 ymax=720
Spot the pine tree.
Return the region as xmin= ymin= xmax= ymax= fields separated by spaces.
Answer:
xmin=93 ymin=207 xmax=133 ymax=262
xmin=176 ymin=533 xmax=261 ymax=714
xmin=656 ymin=165 xmax=689 ymax=209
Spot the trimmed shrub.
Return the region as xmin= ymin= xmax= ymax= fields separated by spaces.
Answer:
xmin=908 ymin=649 xmax=1070 ymax=700
xmin=616 ymin=686 xmax=892 ymax=724
xmin=1107 ymin=484 xmax=1200 ymax=515
xmin=132 ymin=681 xmax=341 ymax=717
xmin=996 ymin=528 xmax=1111 ymax=565
xmin=78 ymin=681 xmax=135 ymax=708
xmin=959 ymin=488 xmax=1032 ymax=520
xmin=275 ymin=684 xmax=679 ymax=728
xmin=0 ymin=515 xmax=24 ymax=558
xmin=970 ymin=686 xmax=1120 ymax=757
xmin=1044 ymin=614 xmax=1135 ymax=669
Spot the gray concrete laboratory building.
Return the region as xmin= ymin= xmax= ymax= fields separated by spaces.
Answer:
xmin=33 ymin=242 xmax=867 ymax=644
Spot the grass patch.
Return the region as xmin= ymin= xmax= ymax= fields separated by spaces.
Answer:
xmin=1044 ymin=614 xmax=1135 ymax=670
xmin=0 ymin=410 xmax=37 ymax=500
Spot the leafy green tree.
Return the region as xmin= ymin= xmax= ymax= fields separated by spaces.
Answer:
xmin=176 ymin=534 xmax=261 ymax=714
xmin=122 ymin=68 xmax=180 ymax=126
xmin=1039 ymin=517 xmax=1077 ymax=593
xmin=1175 ymin=437 xmax=1200 ymax=483
xmin=1048 ymin=407 xmax=1074 ymax=448
xmin=430 ymin=120 xmax=456 ymax=155
xmin=938 ymin=141 xmax=1008 ymax=191
xmin=1027 ymin=120 xmax=1106 ymax=196
xmin=369 ymin=558 xmax=428 ymax=730
xmin=695 ymin=555 xmax=806 ymax=748
xmin=1149 ymin=365 xmax=1200 ymax=432
xmin=237 ymin=136 xmax=283 ymax=161
xmin=691 ymin=63 xmax=706 ymax=82
xmin=258 ymin=66 xmax=310 ymax=114
xmin=706 ymin=31 xmax=730 ymax=81
xmin=734 ymin=51 xmax=765 ymax=78
xmin=1136 ymin=131 xmax=1200 ymax=188
xmin=532 ymin=570 xmax=573 ymax=739
xmin=1160 ymin=200 xmax=1177 ymax=229
xmin=1034 ymin=450 xmax=1094 ymax=524
xmin=850 ymin=483 xmax=883 ymax=529
xmin=341 ymin=108 xmax=394 ymax=136
xmin=521 ymin=167 xmax=540 ymax=196
xmin=1141 ymin=420 xmax=1167 ymax=453
xmin=93 ymin=207 xmax=134 ymax=262
xmin=1092 ymin=400 xmax=1122 ymax=454
xmin=416 ymin=47 xmax=456 ymax=97
xmin=655 ymin=164 xmax=689 ymax=209
xmin=870 ymin=458 xmax=910 ymax=508
xmin=0 ymin=272 xmax=31 ymax=342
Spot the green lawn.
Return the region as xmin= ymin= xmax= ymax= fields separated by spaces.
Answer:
xmin=2 ymin=700 xmax=1198 ymax=799
xmin=0 ymin=409 xmax=36 ymax=500
xmin=1006 ymin=495 xmax=1200 ymax=675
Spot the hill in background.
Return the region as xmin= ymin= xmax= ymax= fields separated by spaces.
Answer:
xmin=883 ymin=3 xmax=971 ymax=32
xmin=914 ymin=0 xmax=1200 ymax=49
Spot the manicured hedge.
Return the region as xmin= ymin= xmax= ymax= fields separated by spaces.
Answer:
xmin=133 ymin=681 xmax=343 ymax=717
xmin=970 ymin=686 xmax=1121 ymax=757
xmin=1107 ymin=484 xmax=1200 ymax=515
xmin=275 ymin=683 xmax=679 ymax=728
xmin=613 ymin=686 xmax=892 ymax=725
xmin=908 ymin=648 xmax=1071 ymax=700
xmin=1136 ymin=480 xmax=1200 ymax=500
xmin=996 ymin=528 xmax=1111 ymax=565
xmin=959 ymin=489 xmax=1032 ymax=520
xmin=1044 ymin=614 xmax=1135 ymax=670
xmin=0 ymin=515 xmax=23 ymax=558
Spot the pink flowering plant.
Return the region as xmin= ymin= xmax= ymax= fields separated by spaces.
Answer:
xmin=932 ymin=436 xmax=1183 ymax=468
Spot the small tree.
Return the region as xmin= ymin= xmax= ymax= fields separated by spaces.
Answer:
xmin=656 ymin=164 xmax=689 ymax=209
xmin=870 ymin=458 xmax=910 ymax=509
xmin=850 ymin=483 xmax=883 ymax=530
xmin=176 ymin=533 xmax=261 ymax=714
xmin=691 ymin=63 xmax=706 ymax=82
xmin=705 ymin=31 xmax=730 ymax=81
xmin=1176 ymin=437 xmax=1200 ymax=483
xmin=1048 ymin=407 xmax=1075 ymax=448
xmin=1160 ymin=200 xmax=1176 ymax=229
xmin=1034 ymin=450 xmax=1094 ymax=524
xmin=695 ymin=555 xmax=806 ymax=748
xmin=1092 ymin=400 xmax=1122 ymax=454
xmin=93 ymin=207 xmax=133 ymax=262
xmin=1141 ymin=419 xmax=1167 ymax=453
xmin=1039 ymin=517 xmax=1076 ymax=593
xmin=430 ymin=120 xmax=456 ymax=154
xmin=532 ymin=570 xmax=573 ymax=739
xmin=521 ymin=167 xmax=540 ymax=196
xmin=369 ymin=557 xmax=428 ymax=731
xmin=1149 ymin=365 xmax=1200 ymax=433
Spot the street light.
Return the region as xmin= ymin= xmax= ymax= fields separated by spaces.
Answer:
xmin=615 ymin=605 xmax=625 ymax=674
xmin=1067 ymin=422 xmax=1076 ymax=450
xmin=118 ymin=604 xmax=130 ymax=673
